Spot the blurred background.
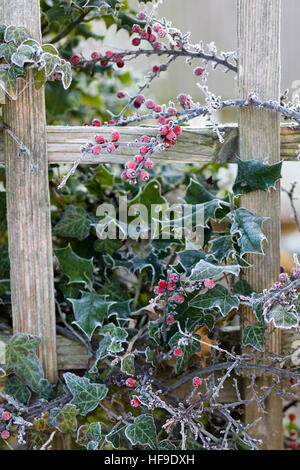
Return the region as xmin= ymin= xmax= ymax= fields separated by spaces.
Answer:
xmin=71 ymin=0 xmax=300 ymax=270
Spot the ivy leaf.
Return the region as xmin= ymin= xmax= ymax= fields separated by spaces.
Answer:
xmin=178 ymin=248 xmax=206 ymax=276
xmin=264 ymin=304 xmax=299 ymax=329
xmin=0 ymin=41 xmax=17 ymax=62
xmin=209 ymin=236 xmax=235 ymax=263
xmin=148 ymin=320 xmax=161 ymax=345
xmin=34 ymin=66 xmax=46 ymax=90
xmin=169 ymin=332 xmax=201 ymax=373
xmin=47 ymin=404 xmax=79 ymax=434
xmin=121 ymin=354 xmax=135 ymax=376
xmin=231 ymin=208 xmax=267 ymax=256
xmin=0 ymin=69 xmax=19 ymax=99
xmin=4 ymin=376 xmax=31 ymax=405
xmin=6 ymin=334 xmax=44 ymax=392
xmin=55 ymin=244 xmax=94 ymax=286
xmin=145 ymin=346 xmax=158 ymax=367
xmin=38 ymin=378 xmax=55 ymax=401
xmin=77 ymin=422 xmax=102 ymax=450
xmin=233 ymin=158 xmax=282 ymax=195
xmin=42 ymin=44 xmax=59 ymax=55
xmin=11 ymin=44 xmax=34 ymax=67
xmin=187 ymin=311 xmax=216 ymax=332
xmin=53 ymin=205 xmax=92 ymax=240
xmin=158 ymin=440 xmax=176 ymax=450
xmin=55 ymin=58 xmax=72 ymax=89
xmin=189 ymin=259 xmax=240 ymax=281
xmin=243 ymin=323 xmax=266 ymax=352
xmin=125 ymin=415 xmax=157 ymax=449
xmin=0 ymin=24 xmax=6 ymax=42
xmin=190 ymin=284 xmax=240 ymax=316
xmin=4 ymin=26 xmax=31 ymax=46
xmin=69 ymin=292 xmax=115 ymax=339
xmin=41 ymin=52 xmax=61 ymax=77
xmin=64 ymin=372 xmax=108 ymax=415
xmin=106 ymin=430 xmax=120 ymax=449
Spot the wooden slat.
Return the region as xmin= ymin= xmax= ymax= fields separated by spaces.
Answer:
xmin=238 ymin=0 xmax=283 ymax=450
xmin=0 ymin=124 xmax=299 ymax=165
xmin=0 ymin=0 xmax=57 ymax=383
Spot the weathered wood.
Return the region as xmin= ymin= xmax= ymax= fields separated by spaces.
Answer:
xmin=238 ymin=0 xmax=283 ymax=450
xmin=0 ymin=123 xmax=299 ymax=165
xmin=0 ymin=0 xmax=57 ymax=382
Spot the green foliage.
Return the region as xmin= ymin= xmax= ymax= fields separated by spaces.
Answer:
xmin=233 ymin=158 xmax=282 ymax=194
xmin=125 ymin=415 xmax=157 ymax=449
xmin=64 ymin=372 xmax=108 ymax=415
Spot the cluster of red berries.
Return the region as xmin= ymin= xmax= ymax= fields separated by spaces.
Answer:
xmin=131 ymin=21 xmax=166 ymax=51
xmin=1 ymin=411 xmax=11 ymax=440
xmin=84 ymin=127 xmax=121 ymax=156
xmin=121 ymin=134 xmax=153 ymax=183
xmin=72 ymin=49 xmax=126 ymax=69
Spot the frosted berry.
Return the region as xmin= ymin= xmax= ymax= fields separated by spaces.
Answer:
xmin=169 ymin=273 xmax=179 ymax=282
xmin=158 ymin=280 xmax=167 ymax=289
xmin=167 ymin=282 xmax=176 ymax=291
xmin=140 ymin=31 xmax=150 ymax=40
xmin=192 ymin=377 xmax=202 ymax=387
xmin=166 ymin=130 xmax=176 ymax=142
xmin=117 ymin=60 xmax=125 ymax=68
xmin=173 ymin=125 xmax=182 ymax=135
xmin=291 ymin=442 xmax=299 ymax=450
xmin=106 ymin=50 xmax=114 ymax=59
xmin=153 ymin=24 xmax=161 ymax=33
xmin=100 ymin=60 xmax=108 ymax=66
xmin=1 ymin=412 xmax=11 ymax=421
xmin=290 ymin=430 xmax=297 ymax=437
xmin=134 ymin=100 xmax=142 ymax=109
xmin=161 ymin=125 xmax=169 ymax=136
xmin=92 ymin=119 xmax=101 ymax=127
xmin=54 ymin=72 xmax=61 ymax=81
xmin=140 ymin=147 xmax=148 ymax=155
xmin=158 ymin=117 xmax=167 ymax=125
xmin=289 ymin=413 xmax=296 ymax=422
xmin=141 ymin=135 xmax=150 ymax=143
xmin=1 ymin=430 xmax=10 ymax=440
xmin=117 ymin=91 xmax=126 ymax=99
xmin=154 ymin=105 xmax=162 ymax=113
xmin=296 ymin=268 xmax=300 ymax=277
xmin=149 ymin=34 xmax=156 ymax=44
xmin=174 ymin=348 xmax=183 ymax=357
xmin=153 ymin=65 xmax=160 ymax=74
xmin=173 ymin=293 xmax=184 ymax=304
xmin=126 ymin=161 xmax=136 ymax=170
xmin=167 ymin=107 xmax=177 ymax=116
xmin=91 ymin=51 xmax=99 ymax=60
xmin=71 ymin=55 xmax=80 ymax=65
xmin=92 ymin=145 xmax=101 ymax=155
xmin=194 ymin=67 xmax=204 ymax=76
xmin=279 ymin=273 xmax=288 ymax=282
xmin=135 ymin=94 xmax=146 ymax=105
xmin=153 ymin=42 xmax=162 ymax=50
xmin=167 ymin=316 xmax=175 ymax=325
xmin=111 ymin=131 xmax=120 ymax=141
xmin=157 ymin=29 xmax=166 ymax=38
xmin=137 ymin=12 xmax=146 ymax=20
xmin=107 ymin=144 xmax=116 ymax=153
xmin=126 ymin=378 xmax=136 ymax=387
xmin=132 ymin=37 xmax=141 ymax=47
xmin=204 ymin=279 xmax=215 ymax=289
xmin=121 ymin=171 xmax=129 ymax=180
xmin=139 ymin=170 xmax=149 ymax=181
xmin=290 ymin=378 xmax=297 ymax=385
xmin=95 ymin=135 xmax=105 ymax=144
xmin=131 ymin=397 xmax=140 ymax=407
xmin=108 ymin=120 xmax=115 ymax=126
xmin=145 ymin=99 xmax=156 ymax=110
xmin=126 ymin=169 xmax=136 ymax=179
xmin=145 ymin=160 xmax=154 ymax=169
xmin=132 ymin=24 xmax=141 ymax=33
xmin=134 ymin=155 xmax=144 ymax=164
xmin=155 ymin=286 xmax=165 ymax=295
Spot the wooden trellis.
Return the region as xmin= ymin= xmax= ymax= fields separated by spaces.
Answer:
xmin=0 ymin=0 xmax=296 ymax=450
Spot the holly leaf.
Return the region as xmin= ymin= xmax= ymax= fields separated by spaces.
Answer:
xmin=4 ymin=26 xmax=31 ymax=46
xmin=189 ymin=284 xmax=240 ymax=316
xmin=233 ymin=158 xmax=282 ymax=195
xmin=55 ymin=244 xmax=94 ymax=286
xmin=121 ymin=354 xmax=135 ymax=376
xmin=184 ymin=178 xmax=216 ymax=204
xmin=5 ymin=334 xmax=44 ymax=392
xmin=169 ymin=332 xmax=201 ymax=373
xmin=4 ymin=376 xmax=31 ymax=405
xmin=178 ymin=248 xmax=206 ymax=276
xmin=77 ymin=422 xmax=102 ymax=450
xmin=189 ymin=259 xmax=240 ymax=281
xmin=129 ymin=179 xmax=167 ymax=225
xmin=64 ymin=372 xmax=108 ymax=415
xmin=264 ymin=304 xmax=299 ymax=329
xmin=125 ymin=415 xmax=157 ymax=449
xmin=48 ymin=404 xmax=79 ymax=434
xmin=209 ymin=236 xmax=235 ymax=263
xmin=69 ymin=292 xmax=115 ymax=339
xmin=243 ymin=323 xmax=266 ymax=352
xmin=231 ymin=208 xmax=267 ymax=256
xmin=53 ymin=205 xmax=92 ymax=240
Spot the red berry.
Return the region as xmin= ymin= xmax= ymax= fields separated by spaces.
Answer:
xmin=92 ymin=119 xmax=101 ymax=127
xmin=178 ymin=93 xmax=187 ymax=105
xmin=137 ymin=12 xmax=146 ymax=20
xmin=84 ymin=123 xmax=91 ymax=126
xmin=192 ymin=377 xmax=202 ymax=387
xmin=167 ymin=107 xmax=177 ymax=117
xmin=140 ymin=31 xmax=150 ymax=40
xmin=108 ymin=120 xmax=115 ymax=125
xmin=134 ymin=155 xmax=144 ymax=164
xmin=174 ymin=348 xmax=183 ymax=357
xmin=126 ymin=161 xmax=136 ymax=170
xmin=173 ymin=125 xmax=182 ymax=135
xmin=71 ymin=55 xmax=80 ymax=65
xmin=155 ymin=286 xmax=165 ymax=294
xmin=139 ymin=170 xmax=149 ymax=182
xmin=126 ymin=378 xmax=136 ymax=387
xmin=117 ymin=60 xmax=125 ymax=68
xmin=289 ymin=413 xmax=297 ymax=422
xmin=131 ymin=397 xmax=140 ymax=407
xmin=296 ymin=268 xmax=300 ymax=277
xmin=1 ymin=412 xmax=11 ymax=421
xmin=135 ymin=94 xmax=145 ymax=105
xmin=134 ymin=100 xmax=142 ymax=109
xmin=279 ymin=273 xmax=288 ymax=282
xmin=153 ymin=41 xmax=162 ymax=50
xmin=121 ymin=171 xmax=129 ymax=180
xmin=158 ymin=29 xmax=166 ymax=38
xmin=167 ymin=316 xmax=175 ymax=325
xmin=1 ymin=430 xmax=9 ymax=440
xmin=291 ymin=441 xmax=299 ymax=450
xmin=169 ymin=273 xmax=179 ymax=282
xmin=54 ymin=72 xmax=61 ymax=81
xmin=148 ymin=34 xmax=156 ymax=44
xmin=92 ymin=145 xmax=101 ymax=155
xmin=290 ymin=430 xmax=297 ymax=437
xmin=132 ymin=37 xmax=141 ymax=47
xmin=194 ymin=67 xmax=204 ymax=76
xmin=106 ymin=50 xmax=114 ymax=59
xmin=173 ymin=293 xmax=184 ymax=304
xmin=100 ymin=60 xmax=108 ymax=66
xmin=153 ymin=65 xmax=160 ymax=74
xmin=160 ymin=125 xmax=169 ymax=136
xmin=145 ymin=99 xmax=156 ymax=110
xmin=158 ymin=117 xmax=166 ymax=125
xmin=111 ymin=131 xmax=120 ymax=141
xmin=290 ymin=378 xmax=297 ymax=385
xmin=140 ymin=147 xmax=148 ymax=155
xmin=95 ymin=135 xmax=105 ymax=144
xmin=132 ymin=24 xmax=141 ymax=33
xmin=141 ymin=135 xmax=150 ymax=143
xmin=204 ymin=279 xmax=215 ymax=289
xmin=145 ymin=160 xmax=154 ymax=169
xmin=154 ymin=105 xmax=162 ymax=113
xmin=158 ymin=280 xmax=167 ymax=288
xmin=153 ymin=24 xmax=161 ymax=33
xmin=107 ymin=143 xmax=116 ymax=153
xmin=167 ymin=282 xmax=176 ymax=291
xmin=91 ymin=51 xmax=99 ymax=60
xmin=166 ymin=129 xmax=176 ymax=142
xmin=126 ymin=169 xmax=136 ymax=179
xmin=117 ymin=91 xmax=126 ymax=99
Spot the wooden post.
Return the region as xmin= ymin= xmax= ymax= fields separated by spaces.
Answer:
xmin=238 ymin=0 xmax=282 ymax=449
xmin=0 ymin=0 xmax=57 ymax=383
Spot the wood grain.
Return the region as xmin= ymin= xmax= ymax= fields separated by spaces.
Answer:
xmin=238 ymin=0 xmax=283 ymax=450
xmin=0 ymin=0 xmax=57 ymax=383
